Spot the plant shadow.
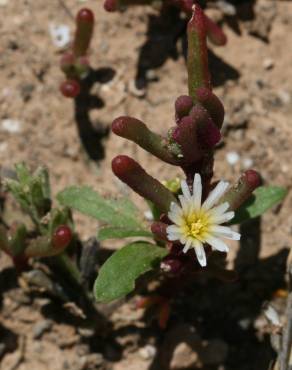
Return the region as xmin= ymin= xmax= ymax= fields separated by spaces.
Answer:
xmin=135 ymin=4 xmax=240 ymax=91
xmin=74 ymin=67 xmax=116 ymax=161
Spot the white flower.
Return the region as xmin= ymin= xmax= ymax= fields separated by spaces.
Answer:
xmin=166 ymin=174 xmax=240 ymax=267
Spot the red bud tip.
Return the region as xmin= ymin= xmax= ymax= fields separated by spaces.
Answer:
xmin=175 ymin=95 xmax=194 ymax=122
xmin=76 ymin=8 xmax=95 ymax=23
xmin=198 ymin=119 xmax=221 ymax=148
xmin=112 ymin=116 xmax=127 ymax=135
xmin=104 ymin=0 xmax=118 ymax=11
xmin=60 ymin=80 xmax=81 ymax=98
xmin=52 ymin=225 xmax=72 ymax=249
xmin=195 ymin=87 xmax=225 ymax=129
xmin=244 ymin=169 xmax=261 ymax=189
xmin=112 ymin=155 xmax=139 ymax=177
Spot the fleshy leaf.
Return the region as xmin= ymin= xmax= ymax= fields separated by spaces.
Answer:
xmin=94 ymin=242 xmax=168 ymax=302
xmin=57 ymin=186 xmax=143 ymax=229
xmin=98 ymin=227 xmax=152 ymax=241
xmin=229 ymin=186 xmax=287 ymax=225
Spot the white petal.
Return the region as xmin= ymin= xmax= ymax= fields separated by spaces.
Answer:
xmin=170 ymin=201 xmax=183 ymax=215
xmin=183 ymin=238 xmax=192 ymax=253
xmin=212 ymin=211 xmax=235 ymax=224
xmin=192 ymin=173 xmax=202 ymax=209
xmin=167 ymin=233 xmax=180 ymax=241
xmin=206 ymin=236 xmax=229 ymax=252
xmin=208 ymin=202 xmax=230 ymax=217
xmin=179 ymin=195 xmax=189 ymax=212
xmin=166 ymin=225 xmax=181 ymax=233
xmin=194 ymin=241 xmax=207 ymax=267
xmin=181 ymin=180 xmax=191 ymax=200
xmin=202 ymin=181 xmax=229 ymax=210
xmin=210 ymin=225 xmax=241 ymax=240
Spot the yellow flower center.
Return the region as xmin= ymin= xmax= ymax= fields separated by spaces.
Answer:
xmin=184 ymin=212 xmax=210 ymax=241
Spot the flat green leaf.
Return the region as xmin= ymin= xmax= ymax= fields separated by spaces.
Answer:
xmin=94 ymin=242 xmax=168 ymax=303
xmin=230 ymin=186 xmax=287 ymax=225
xmin=98 ymin=227 xmax=152 ymax=241
xmin=57 ymin=186 xmax=142 ymax=229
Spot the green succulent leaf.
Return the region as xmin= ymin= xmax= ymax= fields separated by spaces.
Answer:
xmin=230 ymin=186 xmax=287 ymax=225
xmin=57 ymin=186 xmax=144 ymax=230
xmin=94 ymin=242 xmax=167 ymax=303
xmin=98 ymin=227 xmax=152 ymax=241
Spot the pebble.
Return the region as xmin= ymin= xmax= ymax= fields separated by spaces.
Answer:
xmin=1 ymin=119 xmax=22 ymax=133
xmin=263 ymin=58 xmax=274 ymax=70
xmin=32 ymin=319 xmax=53 ymax=339
xmin=226 ymin=151 xmax=240 ymax=166
xmin=49 ymin=23 xmax=70 ymax=48
xmin=216 ymin=0 xmax=236 ymax=16
xmin=242 ymin=157 xmax=253 ymax=169
xmin=0 ymin=0 xmax=8 ymax=6
xmin=139 ymin=344 xmax=157 ymax=360
xmin=277 ymin=90 xmax=291 ymax=105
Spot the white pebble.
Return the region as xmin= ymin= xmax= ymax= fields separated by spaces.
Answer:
xmin=49 ymin=23 xmax=70 ymax=48
xmin=277 ymin=90 xmax=291 ymax=105
xmin=264 ymin=305 xmax=281 ymax=327
xmin=226 ymin=151 xmax=240 ymax=166
xmin=263 ymin=58 xmax=274 ymax=70
xmin=0 ymin=0 xmax=8 ymax=6
xmin=242 ymin=157 xmax=253 ymax=169
xmin=139 ymin=345 xmax=156 ymax=360
xmin=1 ymin=119 xmax=22 ymax=133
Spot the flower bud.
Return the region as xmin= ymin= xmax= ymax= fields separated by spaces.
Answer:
xmin=104 ymin=0 xmax=119 ymax=11
xmin=172 ymin=116 xmax=203 ymax=163
xmin=195 ymin=87 xmax=225 ymax=129
xmin=112 ymin=116 xmax=180 ymax=165
xmin=112 ymin=155 xmax=178 ymax=213
xmin=73 ymin=8 xmax=94 ymax=57
xmin=221 ymin=170 xmax=262 ymax=211
xmin=189 ymin=104 xmax=221 ymax=149
xmin=52 ymin=225 xmax=73 ymax=249
xmin=175 ymin=95 xmax=194 ymax=123
xmin=60 ymin=80 xmax=81 ymax=98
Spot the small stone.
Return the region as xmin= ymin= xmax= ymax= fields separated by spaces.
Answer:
xmin=0 ymin=0 xmax=8 ymax=6
xmin=226 ymin=151 xmax=240 ymax=166
xmin=84 ymin=353 xmax=104 ymax=368
xmin=33 ymin=320 xmax=53 ymax=339
xmin=49 ymin=23 xmax=70 ymax=48
xmin=77 ymin=327 xmax=95 ymax=338
xmin=1 ymin=119 xmax=22 ymax=133
xmin=139 ymin=344 xmax=157 ymax=360
xmin=277 ymin=90 xmax=291 ymax=105
xmin=263 ymin=58 xmax=274 ymax=70
xmin=216 ymin=0 xmax=236 ymax=16
xmin=242 ymin=157 xmax=253 ymax=169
